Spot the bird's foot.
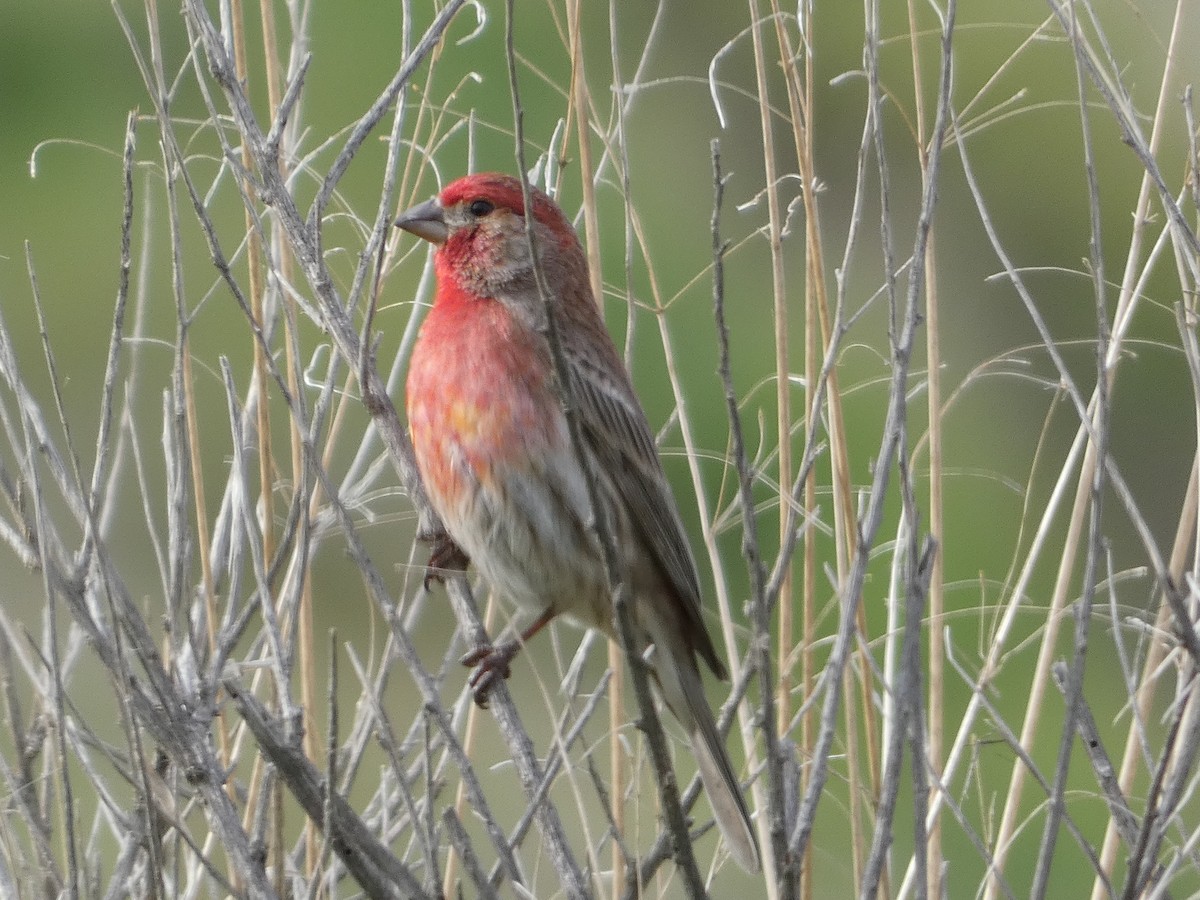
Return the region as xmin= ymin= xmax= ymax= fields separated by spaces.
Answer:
xmin=422 ymin=533 xmax=469 ymax=590
xmin=461 ymin=640 xmax=521 ymax=709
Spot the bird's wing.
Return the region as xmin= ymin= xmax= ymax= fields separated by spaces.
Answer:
xmin=564 ymin=346 xmax=726 ymax=677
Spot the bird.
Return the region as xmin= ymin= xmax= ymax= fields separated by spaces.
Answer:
xmin=396 ymin=172 xmax=760 ymax=872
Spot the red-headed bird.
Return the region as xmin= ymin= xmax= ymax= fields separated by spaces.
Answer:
xmin=397 ymin=173 xmax=759 ymax=872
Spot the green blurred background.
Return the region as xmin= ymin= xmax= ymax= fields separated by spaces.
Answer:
xmin=1 ymin=0 xmax=1198 ymax=895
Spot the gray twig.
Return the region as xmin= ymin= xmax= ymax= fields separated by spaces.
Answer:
xmin=502 ymin=0 xmax=704 ymax=896
xmin=223 ymin=676 xmax=430 ymax=900
xmin=709 ymin=137 xmax=779 ymax=885
xmin=788 ymin=0 xmax=956 ymax=864
xmin=1031 ymin=2 xmax=1112 ymax=890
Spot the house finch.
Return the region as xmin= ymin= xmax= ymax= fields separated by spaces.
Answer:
xmin=397 ymin=172 xmax=760 ymax=872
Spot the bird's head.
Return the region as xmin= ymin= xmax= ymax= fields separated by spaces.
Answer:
xmin=395 ymin=173 xmax=586 ymax=318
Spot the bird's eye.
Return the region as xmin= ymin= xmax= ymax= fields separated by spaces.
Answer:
xmin=469 ymin=199 xmax=495 ymax=217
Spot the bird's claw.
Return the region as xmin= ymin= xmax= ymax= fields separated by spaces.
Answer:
xmin=462 ymin=641 xmax=520 ymax=708
xmin=423 ymin=533 xmax=469 ymax=590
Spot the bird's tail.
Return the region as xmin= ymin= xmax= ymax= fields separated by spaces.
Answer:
xmin=688 ymin=699 xmax=761 ymax=873
xmin=646 ymin=619 xmax=761 ymax=873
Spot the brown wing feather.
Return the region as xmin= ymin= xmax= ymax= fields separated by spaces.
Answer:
xmin=564 ymin=346 xmax=727 ymax=679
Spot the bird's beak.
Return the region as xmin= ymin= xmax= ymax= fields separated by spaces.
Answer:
xmin=395 ymin=197 xmax=449 ymax=245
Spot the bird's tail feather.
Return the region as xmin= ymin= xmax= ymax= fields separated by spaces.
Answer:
xmin=682 ymin=672 xmax=761 ymax=873
xmin=647 ymin=621 xmax=761 ymax=873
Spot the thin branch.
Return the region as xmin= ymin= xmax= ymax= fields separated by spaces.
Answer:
xmin=223 ymin=676 xmax=430 ymax=900
xmin=788 ymin=0 xmax=955 ymax=862
xmin=710 ymin=137 xmax=780 ymax=886
xmin=503 ymin=1 xmax=705 ymax=895
xmin=1031 ymin=0 xmax=1112 ymax=888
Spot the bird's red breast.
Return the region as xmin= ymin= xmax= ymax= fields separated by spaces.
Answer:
xmin=406 ymin=272 xmax=562 ymax=519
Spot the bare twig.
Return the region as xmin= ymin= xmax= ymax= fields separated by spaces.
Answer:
xmin=862 ymin=537 xmax=936 ymax=899
xmin=788 ymin=0 xmax=955 ymax=865
xmin=1050 ymin=662 xmax=1141 ymax=851
xmin=503 ymin=1 xmax=706 ymax=895
xmin=710 ymin=138 xmax=780 ymax=889
xmin=223 ymin=675 xmax=430 ymax=900
xmin=1031 ymin=1 xmax=1112 ymax=889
